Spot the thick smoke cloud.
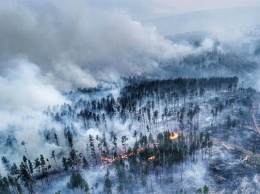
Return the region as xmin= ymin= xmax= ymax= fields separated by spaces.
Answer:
xmin=0 ymin=1 xmax=215 ymax=91
xmin=0 ymin=58 xmax=66 ymax=112
xmin=0 ymin=1 xmax=258 ymax=131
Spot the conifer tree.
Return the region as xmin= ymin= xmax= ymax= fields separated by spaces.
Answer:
xmin=103 ymin=169 xmax=112 ymax=194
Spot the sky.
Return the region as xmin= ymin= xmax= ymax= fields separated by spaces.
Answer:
xmin=3 ymin=0 xmax=260 ymax=20
xmin=85 ymin=0 xmax=260 ymax=20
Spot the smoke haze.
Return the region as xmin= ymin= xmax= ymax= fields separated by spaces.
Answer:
xmin=0 ymin=1 xmax=227 ymax=92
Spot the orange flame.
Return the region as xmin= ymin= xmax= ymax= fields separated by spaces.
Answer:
xmin=169 ymin=133 xmax=179 ymax=140
xmin=148 ymin=156 xmax=155 ymax=161
xmin=101 ymin=143 xmax=161 ymax=164
xmin=120 ymin=154 xmax=128 ymax=159
xmin=101 ymin=157 xmax=117 ymax=163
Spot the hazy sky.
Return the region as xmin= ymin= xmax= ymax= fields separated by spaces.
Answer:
xmin=4 ymin=0 xmax=260 ymax=20
xmin=85 ymin=0 xmax=260 ymax=20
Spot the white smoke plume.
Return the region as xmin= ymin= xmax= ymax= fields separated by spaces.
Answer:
xmin=0 ymin=1 xmax=217 ymax=91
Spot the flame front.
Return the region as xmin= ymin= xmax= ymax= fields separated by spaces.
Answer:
xmin=101 ymin=157 xmax=117 ymax=163
xmin=169 ymin=133 xmax=179 ymax=140
xmin=101 ymin=143 xmax=160 ymax=164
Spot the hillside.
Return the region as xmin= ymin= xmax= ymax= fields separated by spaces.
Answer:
xmin=1 ymin=76 xmax=259 ymax=193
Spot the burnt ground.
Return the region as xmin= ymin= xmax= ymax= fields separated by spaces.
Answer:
xmin=207 ymin=119 xmax=260 ymax=194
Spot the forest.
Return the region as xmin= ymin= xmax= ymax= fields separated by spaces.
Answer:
xmin=1 ymin=1 xmax=260 ymax=194
xmin=1 ymin=76 xmax=259 ymax=194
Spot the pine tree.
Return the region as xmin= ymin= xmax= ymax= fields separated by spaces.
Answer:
xmin=0 ymin=176 xmax=11 ymax=194
xmin=67 ymin=172 xmax=89 ymax=193
xmin=1 ymin=156 xmax=11 ymax=173
xmin=10 ymin=162 xmax=20 ymax=185
xmin=121 ymin=135 xmax=128 ymax=153
xmin=82 ymin=157 xmax=89 ymax=170
xmin=103 ymin=169 xmax=112 ymax=194
xmin=62 ymin=157 xmax=69 ymax=173
xmin=20 ymin=159 xmax=34 ymax=193
xmin=203 ymin=185 xmax=209 ymax=194
xmin=89 ymin=135 xmax=98 ymax=164
xmin=40 ymin=155 xmax=50 ymax=185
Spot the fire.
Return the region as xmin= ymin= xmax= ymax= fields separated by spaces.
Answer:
xmin=169 ymin=133 xmax=179 ymax=140
xmin=101 ymin=152 xmax=133 ymax=164
xmin=148 ymin=156 xmax=155 ymax=161
xmin=101 ymin=143 xmax=162 ymax=164
xmin=244 ymin=156 xmax=249 ymax=161
xmin=120 ymin=154 xmax=128 ymax=159
xmin=101 ymin=157 xmax=117 ymax=163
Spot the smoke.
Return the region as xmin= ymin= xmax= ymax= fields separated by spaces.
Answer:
xmin=233 ymin=175 xmax=260 ymax=194
xmin=0 ymin=1 xmax=259 ymax=94
xmin=0 ymin=1 xmax=218 ymax=91
xmin=0 ymin=2 xmax=259 ymax=192
xmin=0 ymin=57 xmax=68 ymax=175
xmin=0 ymin=58 xmax=66 ymax=112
